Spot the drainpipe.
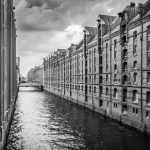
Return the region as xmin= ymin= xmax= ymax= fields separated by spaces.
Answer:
xmin=76 ymin=48 xmax=79 ymax=105
xmin=97 ymin=16 xmax=102 ymax=110
xmin=138 ymin=3 xmax=144 ymax=132
xmin=83 ymin=29 xmax=88 ymax=106
xmin=108 ymin=21 xmax=113 ymax=117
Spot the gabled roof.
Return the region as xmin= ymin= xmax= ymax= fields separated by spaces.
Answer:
xmin=143 ymin=0 xmax=150 ymax=15
xmin=76 ymin=39 xmax=83 ymax=50
xmin=85 ymin=26 xmax=97 ymax=36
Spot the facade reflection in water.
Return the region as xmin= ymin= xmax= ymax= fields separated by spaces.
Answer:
xmin=6 ymin=87 xmax=150 ymax=150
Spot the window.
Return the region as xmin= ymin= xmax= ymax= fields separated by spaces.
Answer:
xmin=89 ymin=86 xmax=91 ymax=93
xmin=94 ymin=74 xmax=96 ymax=81
xmin=106 ymin=88 xmax=109 ymax=96
xmin=114 ymin=64 xmax=117 ymax=71
xmin=136 ymin=108 xmax=138 ymax=115
xmin=123 ymin=89 xmax=127 ymax=102
xmin=133 ymin=72 xmax=137 ymax=83
xmin=106 ymin=75 xmax=108 ymax=82
xmin=94 ymin=87 xmax=96 ymax=94
xmin=94 ymin=48 xmax=96 ymax=72
xmin=133 ymin=61 xmax=137 ymax=69
xmin=89 ymin=51 xmax=91 ymax=73
xmin=114 ymin=103 xmax=117 ymax=108
xmin=82 ymin=85 xmax=84 ymax=91
xmin=122 ymin=75 xmax=127 ymax=84
xmin=106 ymin=63 xmax=108 ymax=72
xmin=100 ymin=76 xmax=102 ymax=84
xmin=123 ymin=62 xmax=127 ymax=72
xmin=147 ymin=25 xmax=150 ymax=66
xmin=146 ymin=92 xmax=150 ymax=104
xmin=147 ymin=72 xmax=150 ymax=83
xmin=100 ymin=67 xmax=102 ymax=73
xmin=133 ymin=31 xmax=137 ymax=54
xmin=114 ymin=40 xmax=117 ymax=59
xmin=99 ymin=100 xmax=103 ymax=107
xmin=100 ymin=87 xmax=103 ymax=97
xmin=133 ymin=90 xmax=138 ymax=103
xmin=146 ymin=111 xmax=149 ymax=118
xmin=114 ymin=74 xmax=117 ymax=83
xmin=89 ymin=75 xmax=91 ymax=81
xmin=100 ymin=56 xmax=102 ymax=64
xmin=106 ymin=43 xmax=108 ymax=72
xmin=114 ymin=88 xmax=117 ymax=99
xmin=133 ymin=108 xmax=138 ymax=115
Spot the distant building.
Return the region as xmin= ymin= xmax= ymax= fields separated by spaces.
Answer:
xmin=27 ymin=65 xmax=44 ymax=85
xmin=42 ymin=0 xmax=150 ymax=133
xmin=0 ymin=0 xmax=17 ymax=148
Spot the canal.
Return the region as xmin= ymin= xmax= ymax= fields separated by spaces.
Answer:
xmin=6 ymin=87 xmax=150 ymax=150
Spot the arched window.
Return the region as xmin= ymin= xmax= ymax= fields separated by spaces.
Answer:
xmin=100 ymin=87 xmax=103 ymax=97
xmin=106 ymin=88 xmax=109 ymax=96
xmin=106 ymin=75 xmax=108 ymax=82
xmin=114 ymin=39 xmax=117 ymax=59
xmin=147 ymin=72 xmax=150 ymax=83
xmin=123 ymin=62 xmax=127 ymax=72
xmin=114 ymin=74 xmax=117 ymax=83
xmin=123 ymin=89 xmax=127 ymax=102
xmin=89 ymin=86 xmax=91 ymax=93
xmin=114 ymin=88 xmax=117 ymax=99
xmin=114 ymin=64 xmax=117 ymax=71
xmin=123 ymin=49 xmax=127 ymax=59
xmin=133 ymin=90 xmax=138 ymax=103
xmin=133 ymin=31 xmax=137 ymax=54
xmin=146 ymin=92 xmax=150 ymax=104
xmin=100 ymin=66 xmax=103 ymax=73
xmin=133 ymin=72 xmax=137 ymax=83
xmin=94 ymin=87 xmax=96 ymax=94
xmin=100 ymin=76 xmax=102 ymax=83
xmin=123 ymin=75 xmax=127 ymax=84
xmin=133 ymin=61 xmax=137 ymax=69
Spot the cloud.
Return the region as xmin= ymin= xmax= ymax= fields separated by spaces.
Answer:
xmin=14 ymin=0 xmax=148 ymax=76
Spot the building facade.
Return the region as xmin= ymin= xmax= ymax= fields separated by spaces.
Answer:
xmin=43 ymin=0 xmax=150 ymax=133
xmin=16 ymin=57 xmax=21 ymax=84
xmin=0 ymin=0 xmax=17 ymax=149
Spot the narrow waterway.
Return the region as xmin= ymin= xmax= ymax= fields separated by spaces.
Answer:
xmin=6 ymin=87 xmax=150 ymax=150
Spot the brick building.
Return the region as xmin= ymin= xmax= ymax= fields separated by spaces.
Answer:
xmin=43 ymin=0 xmax=150 ymax=133
xmin=0 ymin=0 xmax=17 ymax=148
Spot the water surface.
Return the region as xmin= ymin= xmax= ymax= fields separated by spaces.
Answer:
xmin=6 ymin=87 xmax=150 ymax=150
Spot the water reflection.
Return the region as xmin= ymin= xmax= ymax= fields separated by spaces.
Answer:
xmin=7 ymin=87 xmax=150 ymax=150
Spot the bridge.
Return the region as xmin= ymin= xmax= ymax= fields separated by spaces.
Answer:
xmin=18 ymin=82 xmax=44 ymax=91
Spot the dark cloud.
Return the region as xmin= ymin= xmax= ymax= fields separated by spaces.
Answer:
xmin=26 ymin=0 xmax=43 ymax=8
xmin=26 ymin=0 xmax=64 ymax=9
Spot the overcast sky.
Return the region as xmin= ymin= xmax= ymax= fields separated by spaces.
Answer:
xmin=14 ymin=0 xmax=147 ymax=76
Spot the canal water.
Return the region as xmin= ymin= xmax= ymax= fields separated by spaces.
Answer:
xmin=6 ymin=87 xmax=150 ymax=150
